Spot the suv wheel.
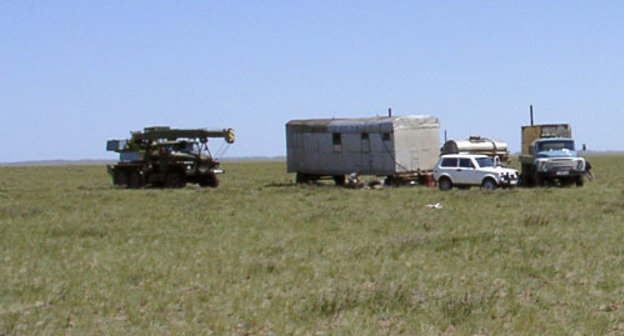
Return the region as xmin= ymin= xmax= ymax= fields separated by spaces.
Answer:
xmin=482 ymin=178 xmax=497 ymax=190
xmin=439 ymin=177 xmax=452 ymax=191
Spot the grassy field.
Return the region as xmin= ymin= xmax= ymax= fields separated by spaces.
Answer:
xmin=1 ymin=155 xmax=624 ymax=335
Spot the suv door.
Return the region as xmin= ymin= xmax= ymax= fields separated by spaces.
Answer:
xmin=455 ymin=157 xmax=477 ymax=184
xmin=437 ymin=157 xmax=458 ymax=181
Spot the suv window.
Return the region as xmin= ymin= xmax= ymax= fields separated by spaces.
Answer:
xmin=440 ymin=158 xmax=457 ymax=167
xmin=475 ymin=157 xmax=495 ymax=168
xmin=459 ymin=158 xmax=474 ymax=168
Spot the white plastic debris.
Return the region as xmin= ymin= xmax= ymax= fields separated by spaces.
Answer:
xmin=425 ymin=203 xmax=442 ymax=210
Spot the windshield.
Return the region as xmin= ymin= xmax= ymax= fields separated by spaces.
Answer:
xmin=179 ymin=142 xmax=200 ymax=153
xmin=475 ymin=157 xmax=495 ymax=168
xmin=537 ymin=140 xmax=574 ymax=152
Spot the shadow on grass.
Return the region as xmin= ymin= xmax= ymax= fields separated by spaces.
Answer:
xmin=264 ymin=182 xmax=298 ymax=188
xmin=264 ymin=182 xmax=341 ymax=188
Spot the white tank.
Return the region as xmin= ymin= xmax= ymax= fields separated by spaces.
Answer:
xmin=441 ymin=136 xmax=509 ymax=162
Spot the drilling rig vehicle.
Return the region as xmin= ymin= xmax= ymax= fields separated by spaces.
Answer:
xmin=106 ymin=126 xmax=235 ymax=188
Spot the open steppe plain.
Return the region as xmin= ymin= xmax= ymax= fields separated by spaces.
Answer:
xmin=1 ymin=155 xmax=624 ymax=335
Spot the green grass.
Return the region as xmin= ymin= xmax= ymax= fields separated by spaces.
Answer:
xmin=1 ymin=155 xmax=624 ymax=335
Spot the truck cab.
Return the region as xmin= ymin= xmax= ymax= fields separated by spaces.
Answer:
xmin=520 ymin=135 xmax=585 ymax=186
xmin=529 ymin=138 xmax=585 ymax=185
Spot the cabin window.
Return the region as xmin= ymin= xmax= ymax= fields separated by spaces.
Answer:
xmin=333 ymin=133 xmax=341 ymax=145
xmin=361 ymin=133 xmax=370 ymax=152
xmin=332 ymin=133 xmax=342 ymax=152
xmin=382 ymin=132 xmax=391 ymax=141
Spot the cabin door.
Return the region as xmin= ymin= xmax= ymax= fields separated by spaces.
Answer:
xmin=360 ymin=133 xmax=371 ymax=173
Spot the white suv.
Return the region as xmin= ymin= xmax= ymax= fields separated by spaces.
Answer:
xmin=434 ymin=154 xmax=519 ymax=190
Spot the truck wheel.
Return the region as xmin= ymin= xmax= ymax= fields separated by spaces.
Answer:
xmin=115 ymin=170 xmax=129 ymax=188
xmin=482 ymin=178 xmax=497 ymax=190
xmin=439 ymin=177 xmax=452 ymax=191
xmin=333 ymin=175 xmax=345 ymax=186
xmin=164 ymin=172 xmax=184 ymax=188
xmin=128 ymin=171 xmax=143 ymax=189
xmin=521 ymin=164 xmax=534 ymax=186
xmin=535 ymin=173 xmax=544 ymax=187
xmin=521 ymin=173 xmax=534 ymax=187
xmin=576 ymin=177 xmax=584 ymax=187
xmin=208 ymin=176 xmax=219 ymax=188
xmin=199 ymin=174 xmax=219 ymax=188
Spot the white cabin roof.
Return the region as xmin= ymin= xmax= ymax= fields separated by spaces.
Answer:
xmin=286 ymin=115 xmax=438 ymax=133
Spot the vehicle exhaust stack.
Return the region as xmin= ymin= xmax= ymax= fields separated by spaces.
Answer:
xmin=530 ymin=105 xmax=534 ymax=126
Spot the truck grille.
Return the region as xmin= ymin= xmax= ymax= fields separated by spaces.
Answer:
xmin=547 ymin=159 xmax=575 ymax=170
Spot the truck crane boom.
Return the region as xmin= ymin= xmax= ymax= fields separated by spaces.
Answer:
xmin=131 ymin=126 xmax=235 ymax=144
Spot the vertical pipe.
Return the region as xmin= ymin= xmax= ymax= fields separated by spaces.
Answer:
xmin=444 ymin=130 xmax=447 ymax=142
xmin=530 ymin=105 xmax=534 ymax=126
xmin=388 ymin=108 xmax=392 ymax=117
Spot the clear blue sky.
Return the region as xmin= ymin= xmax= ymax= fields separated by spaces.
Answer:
xmin=1 ymin=1 xmax=622 ymax=162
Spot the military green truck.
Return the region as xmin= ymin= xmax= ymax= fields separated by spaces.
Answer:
xmin=519 ymin=123 xmax=585 ymax=187
xmin=106 ymin=126 xmax=235 ymax=188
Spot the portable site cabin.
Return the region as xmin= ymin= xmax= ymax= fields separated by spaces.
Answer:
xmin=286 ymin=115 xmax=440 ymax=182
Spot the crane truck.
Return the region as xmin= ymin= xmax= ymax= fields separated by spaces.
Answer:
xmin=106 ymin=126 xmax=235 ymax=188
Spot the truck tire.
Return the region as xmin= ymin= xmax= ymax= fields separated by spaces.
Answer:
xmin=521 ymin=164 xmax=535 ymax=186
xmin=534 ymin=171 xmax=544 ymax=187
xmin=129 ymin=171 xmax=143 ymax=189
xmin=208 ymin=176 xmax=219 ymax=188
xmin=199 ymin=174 xmax=219 ymax=188
xmin=164 ymin=172 xmax=184 ymax=188
xmin=481 ymin=178 xmax=497 ymax=190
xmin=576 ymin=177 xmax=584 ymax=187
xmin=115 ymin=170 xmax=129 ymax=188
xmin=439 ymin=177 xmax=452 ymax=191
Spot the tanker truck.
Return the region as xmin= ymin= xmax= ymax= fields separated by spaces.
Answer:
xmin=106 ymin=126 xmax=235 ymax=188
